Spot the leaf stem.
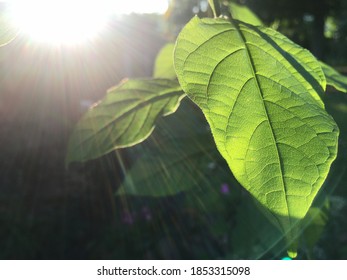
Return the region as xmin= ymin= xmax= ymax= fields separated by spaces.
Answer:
xmin=208 ymin=0 xmax=221 ymax=18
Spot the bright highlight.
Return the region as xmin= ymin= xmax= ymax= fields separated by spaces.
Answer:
xmin=8 ymin=1 xmax=109 ymax=45
xmin=7 ymin=0 xmax=169 ymax=45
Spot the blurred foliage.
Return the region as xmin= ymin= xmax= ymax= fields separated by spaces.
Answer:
xmin=153 ymin=43 xmax=176 ymax=79
xmin=1 ymin=0 xmax=347 ymax=260
xmin=165 ymin=0 xmax=347 ymax=63
xmin=226 ymin=0 xmax=347 ymax=63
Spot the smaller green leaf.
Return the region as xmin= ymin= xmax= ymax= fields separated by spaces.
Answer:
xmin=230 ymin=3 xmax=263 ymax=26
xmin=320 ymin=61 xmax=347 ymax=93
xmin=324 ymin=17 xmax=338 ymax=39
xmin=66 ymin=79 xmax=185 ymax=165
xmin=153 ymin=43 xmax=176 ymax=79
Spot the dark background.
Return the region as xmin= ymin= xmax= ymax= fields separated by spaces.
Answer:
xmin=0 ymin=0 xmax=346 ymax=259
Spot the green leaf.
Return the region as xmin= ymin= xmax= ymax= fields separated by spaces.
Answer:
xmin=174 ymin=17 xmax=339 ymax=253
xmin=66 ymin=79 xmax=185 ymax=164
xmin=153 ymin=43 xmax=177 ymax=79
xmin=320 ymin=61 xmax=347 ymax=93
xmin=117 ymin=100 xmax=226 ymax=196
xmin=0 ymin=10 xmax=19 ymax=47
xmin=230 ymin=3 xmax=263 ymax=26
xmin=208 ymin=0 xmax=221 ymax=18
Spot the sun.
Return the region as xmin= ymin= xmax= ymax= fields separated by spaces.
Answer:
xmin=7 ymin=0 xmax=111 ymax=45
xmin=7 ymin=0 xmax=169 ymax=46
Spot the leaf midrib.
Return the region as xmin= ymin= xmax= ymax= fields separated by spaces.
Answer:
xmin=232 ymin=19 xmax=291 ymax=227
xmin=73 ymin=89 xmax=184 ymax=150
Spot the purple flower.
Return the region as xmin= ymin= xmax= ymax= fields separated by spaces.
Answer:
xmin=121 ymin=211 xmax=134 ymax=225
xmin=220 ymin=183 xmax=230 ymax=195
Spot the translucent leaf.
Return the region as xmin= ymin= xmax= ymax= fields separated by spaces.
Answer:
xmin=117 ymin=100 xmax=227 ymax=196
xmin=153 ymin=43 xmax=177 ymax=79
xmin=66 ymin=79 xmax=185 ymax=164
xmin=230 ymin=3 xmax=263 ymax=26
xmin=174 ymin=17 xmax=339 ymax=254
xmin=320 ymin=61 xmax=347 ymax=93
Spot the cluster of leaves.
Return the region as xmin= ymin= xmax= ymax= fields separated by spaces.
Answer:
xmin=63 ymin=1 xmax=346 ymax=257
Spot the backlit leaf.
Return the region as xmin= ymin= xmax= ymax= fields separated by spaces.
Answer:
xmin=153 ymin=43 xmax=177 ymax=79
xmin=174 ymin=17 xmax=339 ymax=255
xmin=66 ymin=79 xmax=185 ymax=164
xmin=320 ymin=61 xmax=347 ymax=93
xmin=230 ymin=3 xmax=263 ymax=26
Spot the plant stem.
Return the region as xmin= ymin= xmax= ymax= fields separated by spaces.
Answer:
xmin=208 ymin=0 xmax=221 ymax=18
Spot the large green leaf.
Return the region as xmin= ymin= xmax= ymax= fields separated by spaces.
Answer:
xmin=117 ymin=100 xmax=228 ymax=196
xmin=66 ymin=79 xmax=185 ymax=164
xmin=320 ymin=61 xmax=347 ymax=93
xmin=230 ymin=3 xmax=263 ymax=26
xmin=153 ymin=43 xmax=177 ymax=79
xmin=174 ymin=17 xmax=339 ymax=256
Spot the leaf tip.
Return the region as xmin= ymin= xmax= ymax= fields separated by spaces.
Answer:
xmin=287 ymin=249 xmax=298 ymax=259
